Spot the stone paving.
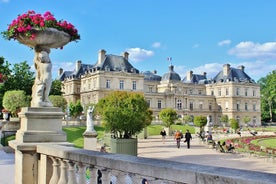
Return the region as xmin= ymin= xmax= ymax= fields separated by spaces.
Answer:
xmin=138 ymin=135 xmax=276 ymax=174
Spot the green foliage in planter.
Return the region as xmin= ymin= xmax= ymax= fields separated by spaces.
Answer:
xmin=49 ymin=95 xmax=67 ymax=111
xmin=229 ymin=118 xmax=239 ymax=132
xmin=96 ymin=91 xmax=152 ymax=139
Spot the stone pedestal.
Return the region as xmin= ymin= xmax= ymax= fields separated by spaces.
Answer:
xmin=16 ymin=107 xmax=66 ymax=143
xmin=83 ymin=131 xmax=98 ymax=151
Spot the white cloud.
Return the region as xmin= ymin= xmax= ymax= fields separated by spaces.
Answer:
xmin=192 ymin=63 xmax=222 ymax=79
xmin=193 ymin=44 xmax=199 ymax=48
xmin=126 ymin=48 xmax=154 ymax=62
xmin=228 ymin=41 xmax=276 ymax=60
xmin=218 ymin=39 xmax=231 ymax=46
xmin=152 ymin=42 xmax=161 ymax=48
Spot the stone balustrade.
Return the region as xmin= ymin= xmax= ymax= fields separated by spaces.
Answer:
xmin=36 ymin=144 xmax=276 ymax=184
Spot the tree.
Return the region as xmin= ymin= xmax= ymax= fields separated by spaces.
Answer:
xmin=50 ymin=80 xmax=63 ymax=95
xmin=69 ymin=100 xmax=83 ymax=118
xmin=49 ymin=95 xmax=67 ymax=111
xmin=0 ymin=57 xmax=11 ymax=109
xmin=96 ymin=91 xmax=152 ymax=138
xmin=159 ymin=108 xmax=178 ymax=128
xmin=3 ymin=61 xmax=34 ymax=96
xmin=2 ymin=90 xmax=29 ymax=116
xmin=258 ymin=70 xmax=276 ymax=122
xmin=194 ymin=115 xmax=207 ymax=130
xmin=243 ymin=116 xmax=251 ymax=126
xmin=229 ymin=118 xmax=239 ymax=133
xmin=220 ymin=115 xmax=229 ymax=126
xmin=183 ymin=115 xmax=193 ymax=124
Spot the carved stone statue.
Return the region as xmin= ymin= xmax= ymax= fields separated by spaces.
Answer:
xmin=31 ymin=46 xmax=52 ymax=107
xmin=86 ymin=106 xmax=95 ymax=132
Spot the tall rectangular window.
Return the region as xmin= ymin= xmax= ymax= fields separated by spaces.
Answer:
xmin=119 ymin=80 xmax=124 ymax=89
xmin=157 ymin=100 xmax=162 ymax=109
xmin=253 ymin=90 xmax=256 ymax=96
xmin=132 ymin=81 xmax=136 ymax=90
xmin=189 ymin=102 xmax=193 ymax=110
xmin=218 ymin=89 xmax=221 ymax=96
xmin=106 ymin=80 xmax=110 ymax=88
xmin=236 ymin=88 xmax=240 ymax=96
xmin=245 ymin=89 xmax=248 ymax=96
xmin=245 ymin=103 xmax=248 ymax=111
xmin=253 ymin=103 xmax=256 ymax=111
xmin=226 ymin=88 xmax=229 ymax=96
xmin=237 ymin=103 xmax=240 ymax=111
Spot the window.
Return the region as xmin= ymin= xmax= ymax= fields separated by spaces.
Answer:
xmin=225 ymin=101 xmax=229 ymax=110
xmin=245 ymin=103 xmax=248 ymax=111
xmin=209 ymin=103 xmax=212 ymax=110
xmin=189 ymin=89 xmax=193 ymax=94
xmin=237 ymin=103 xmax=240 ymax=111
xmin=157 ymin=100 xmax=162 ymax=109
xmin=119 ymin=80 xmax=124 ymax=89
xmin=245 ymin=88 xmax=248 ymax=96
xmin=211 ymin=90 xmax=214 ymax=95
xmin=106 ymin=80 xmax=110 ymax=89
xmin=146 ymin=99 xmax=151 ymax=107
xmin=199 ymin=101 xmax=203 ymax=110
xmin=149 ymin=86 xmax=153 ymax=93
xmin=198 ymin=90 xmax=202 ymax=95
xmin=177 ymin=99 xmax=182 ymax=110
xmin=236 ymin=116 xmax=240 ymax=123
xmin=226 ymin=88 xmax=229 ymax=96
xmin=236 ymin=88 xmax=240 ymax=96
xmin=253 ymin=103 xmax=256 ymax=111
xmin=132 ymin=81 xmax=136 ymax=90
xmin=218 ymin=89 xmax=221 ymax=96
xmin=189 ymin=102 xmax=193 ymax=110
xmin=253 ymin=90 xmax=256 ymax=96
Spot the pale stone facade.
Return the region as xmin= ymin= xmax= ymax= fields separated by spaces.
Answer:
xmin=58 ymin=50 xmax=261 ymax=126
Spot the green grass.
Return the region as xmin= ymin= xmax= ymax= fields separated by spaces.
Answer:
xmin=251 ymin=138 xmax=276 ymax=149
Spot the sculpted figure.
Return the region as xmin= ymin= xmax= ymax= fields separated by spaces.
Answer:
xmin=86 ymin=106 xmax=95 ymax=132
xmin=31 ymin=46 xmax=53 ymax=107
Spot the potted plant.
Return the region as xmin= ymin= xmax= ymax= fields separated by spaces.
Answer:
xmin=96 ymin=91 xmax=152 ymax=156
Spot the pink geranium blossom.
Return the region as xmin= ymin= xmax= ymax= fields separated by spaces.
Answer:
xmin=2 ymin=10 xmax=80 ymax=42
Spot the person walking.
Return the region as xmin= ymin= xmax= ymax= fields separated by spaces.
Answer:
xmin=174 ymin=130 xmax=182 ymax=148
xmin=184 ymin=129 xmax=192 ymax=149
xmin=160 ymin=128 xmax=167 ymax=144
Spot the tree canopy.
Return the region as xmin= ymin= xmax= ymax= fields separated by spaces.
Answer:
xmin=2 ymin=90 xmax=29 ymax=116
xmin=258 ymin=70 xmax=276 ymax=122
xmin=159 ymin=108 xmax=178 ymax=128
xmin=194 ymin=115 xmax=207 ymax=129
xmin=96 ymin=91 xmax=152 ymax=138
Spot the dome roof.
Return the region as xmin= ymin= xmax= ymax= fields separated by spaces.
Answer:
xmin=161 ymin=65 xmax=181 ymax=82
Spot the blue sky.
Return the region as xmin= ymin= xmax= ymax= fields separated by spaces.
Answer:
xmin=1 ymin=0 xmax=276 ymax=81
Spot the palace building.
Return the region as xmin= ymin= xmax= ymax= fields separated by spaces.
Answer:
xmin=58 ymin=49 xmax=261 ymax=126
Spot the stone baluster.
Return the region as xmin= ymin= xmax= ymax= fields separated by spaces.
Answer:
xmin=77 ymin=162 xmax=87 ymax=184
xmin=68 ymin=161 xmax=77 ymax=184
xmin=49 ymin=157 xmax=60 ymax=184
xmin=89 ymin=167 xmax=98 ymax=184
xmin=101 ymin=169 xmax=111 ymax=184
xmin=113 ymin=170 xmax=126 ymax=183
xmin=58 ymin=159 xmax=68 ymax=184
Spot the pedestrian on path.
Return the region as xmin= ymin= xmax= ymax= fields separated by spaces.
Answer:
xmin=184 ymin=129 xmax=192 ymax=149
xmin=174 ymin=130 xmax=182 ymax=148
xmin=160 ymin=128 xmax=167 ymax=144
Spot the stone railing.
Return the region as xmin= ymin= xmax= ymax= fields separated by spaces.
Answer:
xmin=36 ymin=144 xmax=276 ymax=184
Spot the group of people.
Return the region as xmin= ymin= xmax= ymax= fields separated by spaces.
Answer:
xmin=160 ymin=128 xmax=192 ymax=149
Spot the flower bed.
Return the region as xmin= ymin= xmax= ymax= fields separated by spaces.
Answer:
xmin=223 ymin=135 xmax=276 ymax=155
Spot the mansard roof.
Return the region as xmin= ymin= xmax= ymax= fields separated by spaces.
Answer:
xmin=212 ymin=66 xmax=255 ymax=83
xmin=143 ymin=71 xmax=162 ymax=81
xmin=93 ymin=54 xmax=139 ymax=73
xmin=58 ymin=63 xmax=94 ymax=80
xmin=182 ymin=74 xmax=208 ymax=84
xmin=161 ymin=65 xmax=181 ymax=82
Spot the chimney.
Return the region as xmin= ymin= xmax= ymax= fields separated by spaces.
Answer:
xmin=223 ymin=64 xmax=230 ymax=76
xmin=122 ymin=52 xmax=129 ymax=60
xmin=187 ymin=71 xmax=193 ymax=81
xmin=98 ymin=49 xmax=106 ymax=64
xmin=153 ymin=70 xmax=157 ymax=74
xmin=238 ymin=65 xmax=245 ymax=72
xmin=58 ymin=68 xmax=63 ymax=76
xmin=76 ymin=60 xmax=81 ymax=71
xmin=202 ymin=72 xmax=207 ymax=78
